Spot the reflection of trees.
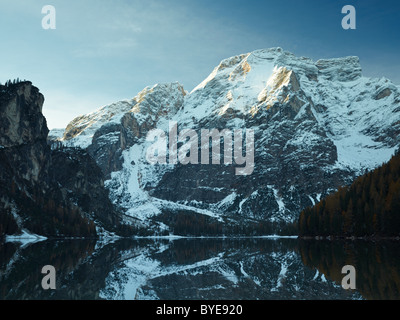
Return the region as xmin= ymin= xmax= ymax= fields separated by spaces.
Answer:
xmin=0 ymin=240 xmax=96 ymax=299
xmin=0 ymin=239 xmax=168 ymax=300
xmin=299 ymin=240 xmax=400 ymax=300
xmin=154 ymin=238 xmax=299 ymax=266
xmin=0 ymin=242 xmax=19 ymax=298
xmin=8 ymin=239 xmax=398 ymax=300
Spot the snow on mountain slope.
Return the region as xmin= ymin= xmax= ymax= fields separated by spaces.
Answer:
xmin=302 ymin=73 xmax=399 ymax=171
xmin=52 ymin=47 xmax=400 ymax=231
xmin=60 ymin=82 xmax=186 ymax=149
xmin=177 ymin=48 xmax=399 ymax=171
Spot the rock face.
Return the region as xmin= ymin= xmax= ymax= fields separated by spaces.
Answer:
xmin=0 ymin=81 xmax=122 ymax=238
xmin=0 ymin=83 xmax=47 ymax=149
xmin=61 ymin=82 xmax=186 ymax=179
xmin=55 ymin=48 xmax=400 ymax=234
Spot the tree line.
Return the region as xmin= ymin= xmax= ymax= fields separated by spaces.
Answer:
xmin=1 ymin=78 xmax=26 ymax=87
xmin=155 ymin=209 xmax=298 ymax=237
xmin=299 ymin=149 xmax=400 ymax=237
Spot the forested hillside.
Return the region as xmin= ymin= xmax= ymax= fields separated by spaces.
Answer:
xmin=299 ymin=149 xmax=400 ymax=237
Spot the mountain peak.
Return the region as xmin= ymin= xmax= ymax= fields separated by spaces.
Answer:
xmin=191 ymin=48 xmax=364 ymax=97
xmin=60 ymin=81 xmax=186 ymax=148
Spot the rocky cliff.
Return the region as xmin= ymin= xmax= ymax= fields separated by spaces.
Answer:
xmin=0 ymin=81 xmax=123 ymax=238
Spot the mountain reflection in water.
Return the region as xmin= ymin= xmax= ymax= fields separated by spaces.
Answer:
xmin=1 ymin=237 xmax=399 ymax=300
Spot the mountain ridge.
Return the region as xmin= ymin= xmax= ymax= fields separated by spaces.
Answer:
xmin=48 ymin=47 xmax=400 ymax=234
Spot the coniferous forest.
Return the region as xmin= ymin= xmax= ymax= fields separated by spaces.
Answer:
xmin=299 ymin=149 xmax=400 ymax=238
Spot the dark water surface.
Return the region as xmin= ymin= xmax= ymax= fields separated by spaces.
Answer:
xmin=1 ymin=237 xmax=399 ymax=300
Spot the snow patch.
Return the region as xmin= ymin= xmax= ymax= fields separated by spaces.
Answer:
xmin=5 ymin=229 xmax=47 ymax=246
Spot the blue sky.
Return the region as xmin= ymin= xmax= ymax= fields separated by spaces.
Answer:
xmin=1 ymin=0 xmax=399 ymax=129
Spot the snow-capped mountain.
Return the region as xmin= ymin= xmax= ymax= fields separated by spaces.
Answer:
xmin=51 ymin=47 xmax=400 ymax=233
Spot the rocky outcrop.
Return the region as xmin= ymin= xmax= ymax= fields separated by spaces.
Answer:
xmin=315 ymin=56 xmax=362 ymax=81
xmin=0 ymin=81 xmax=124 ymax=238
xmin=0 ymin=83 xmax=47 ymax=148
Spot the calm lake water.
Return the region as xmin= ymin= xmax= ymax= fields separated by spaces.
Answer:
xmin=1 ymin=237 xmax=399 ymax=300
